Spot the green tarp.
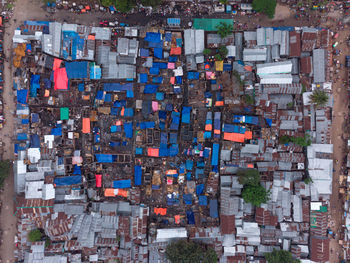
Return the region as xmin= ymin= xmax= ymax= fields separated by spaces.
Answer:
xmin=60 ymin=107 xmax=69 ymax=120
xmin=193 ymin=18 xmax=233 ymax=31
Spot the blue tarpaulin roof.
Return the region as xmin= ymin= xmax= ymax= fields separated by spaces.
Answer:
xmin=152 ymin=77 xmax=163 ymax=84
xmin=139 ymin=73 xmax=148 ymax=83
xmin=30 ymin=134 xmax=40 ymax=148
xmin=113 ymin=179 xmax=131 ymax=189
xmin=104 ymin=83 xmax=133 ymax=92
xmin=183 ymin=194 xmax=192 ymax=205
xmin=196 ymin=184 xmax=205 ymax=195
xmin=140 ymin=48 xmax=149 ymax=57
xmin=233 ymin=115 xmax=259 ymax=125
xmin=54 ymin=175 xmax=82 ymax=186
xmin=149 ymin=67 xmax=159 ymax=75
xmin=154 ymin=48 xmax=163 ymax=59
xmin=31 ymin=113 xmax=39 ymax=123
xmin=30 ymin=74 xmax=40 ymax=98
xmin=73 ymin=165 xmax=81 ymax=175
xmin=95 ymin=154 xmax=115 ymax=163
xmin=145 ymin=32 xmax=162 ymax=43
xmin=223 ymin=124 xmax=246 ymax=133
xmin=139 ymin=121 xmax=155 ymax=129
xmin=188 ymin=72 xmax=199 ymax=80
xmin=17 ymin=90 xmax=28 ymax=104
xmin=152 ymin=62 xmax=167 ymax=69
xmin=212 ymin=143 xmax=219 ymax=166
xmin=181 ymin=107 xmax=191 ymax=124
xmin=167 ymin=18 xmax=181 ymax=26
xmin=124 ymin=122 xmax=133 ymax=138
xmin=17 ymin=133 xmax=28 ymax=140
xmin=144 ymin=84 xmax=158 ymax=94
xmin=199 ymin=195 xmax=208 ymax=206
xmin=134 ymin=165 xmax=142 ymax=186
xmin=186 ymin=210 xmax=195 ymax=224
xmin=65 ymin=61 xmax=88 ymax=79
xmin=51 ymin=127 xmax=62 ymax=136
xmin=209 ymin=199 xmax=219 ymax=218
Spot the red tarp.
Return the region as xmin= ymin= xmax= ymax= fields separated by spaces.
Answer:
xmin=95 ymin=174 xmax=102 ymax=188
xmin=82 ymin=118 xmax=91 ymax=133
xmin=170 ymin=47 xmax=181 ymax=55
xmin=148 ymin=148 xmax=159 ymax=157
xmin=54 ymin=68 xmax=68 ymax=90
xmin=53 ymin=58 xmax=62 ymax=71
xmin=154 ymin=208 xmax=167 ymax=215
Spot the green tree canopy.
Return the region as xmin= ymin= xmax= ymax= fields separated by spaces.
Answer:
xmin=28 ymin=229 xmax=43 ymax=242
xmin=216 ymin=22 xmax=233 ymax=39
xmin=0 ymin=160 xmax=10 ymax=188
xmin=100 ymin=0 xmax=135 ymax=12
xmin=265 ymin=249 xmax=301 ymax=263
xmin=252 ymin=0 xmax=277 ymax=19
xmin=279 ymin=135 xmax=311 ymax=147
xmin=203 ymin=48 xmax=212 ymax=56
xmin=244 ymin=94 xmax=255 ymax=105
xmin=140 ymin=0 xmax=161 ymax=7
xmin=309 ymin=89 xmax=329 ymax=108
xmin=218 ymin=45 xmax=228 ymax=58
xmin=237 ymin=169 xmax=260 ymax=186
xmin=166 ymin=240 xmax=217 ymax=263
xmin=242 ymin=184 xmax=270 ymax=207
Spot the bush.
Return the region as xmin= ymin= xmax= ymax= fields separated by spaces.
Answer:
xmin=166 ymin=240 xmax=217 ymax=263
xmin=252 ymin=0 xmax=277 ymax=19
xmin=100 ymin=0 xmax=115 ymax=6
xmin=309 ymin=89 xmax=329 ymax=108
xmin=279 ymin=135 xmax=311 ymax=147
xmin=242 ymin=184 xmax=270 ymax=207
xmin=218 ymin=46 xmax=228 ymax=58
xmin=140 ymin=0 xmax=161 ymax=7
xmin=265 ymin=249 xmax=301 ymax=263
xmin=0 ymin=160 xmax=10 ymax=188
xmin=214 ymin=54 xmax=222 ymax=61
xmin=244 ymin=94 xmax=254 ymax=105
xmin=237 ymin=169 xmax=260 ymax=186
xmin=116 ymin=0 xmax=135 ymax=12
xmin=304 ymin=176 xmax=313 ymax=184
xmin=28 ymin=229 xmax=42 ymax=242
xmin=203 ymin=48 xmax=211 ymax=56
xmin=216 ymin=22 xmax=233 ymax=39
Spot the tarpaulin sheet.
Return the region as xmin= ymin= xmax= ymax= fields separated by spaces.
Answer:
xmin=154 ymin=208 xmax=167 ymax=215
xmin=169 ymin=56 xmax=177 ymax=62
xmin=212 ymin=143 xmax=219 ymax=166
xmin=30 ymin=75 xmax=40 ymax=97
xmin=145 ymin=32 xmax=161 ymax=43
xmin=53 ymin=58 xmax=62 ymax=71
xmin=209 ymin=199 xmax=218 ymax=218
xmin=82 ymin=118 xmax=90 ymax=133
xmin=186 ymin=160 xmax=193 ymax=170
xmin=196 ymin=184 xmax=205 ymax=195
xmin=113 ymin=179 xmax=131 ymax=189
xmin=175 ymin=76 xmax=183 ymax=84
xmin=78 ymin=82 xmax=85 ymax=91
xmin=104 ymin=83 xmax=133 ymax=92
xmin=65 ymin=61 xmax=88 ymax=79
xmin=95 ymin=154 xmax=115 ymax=163
xmin=233 ymin=115 xmax=259 ymax=125
xmin=30 ymin=134 xmax=40 ymax=148
xmin=224 ymin=132 xmax=245 ymax=142
xmin=161 ymin=133 xmax=167 ymax=144
xmin=152 ymin=62 xmax=167 ymax=69
xmin=140 ymin=48 xmax=149 ymax=57
xmin=54 ymin=68 xmax=68 ymax=90
xmin=154 ymin=48 xmax=163 ymax=59
xmin=17 ymin=90 xmax=28 ymax=104
xmin=54 ymin=175 xmax=82 ymax=186
xmin=170 ymin=47 xmax=181 ymax=55
xmin=223 ymin=124 xmax=246 ymax=134
xmin=170 ymin=111 xmax=180 ymax=130
xmin=135 ymin=147 xmax=143 ymax=155
xmin=149 ymin=67 xmax=159 ymax=75
xmin=199 ymin=195 xmax=207 ymax=206
xmin=188 ymin=72 xmax=199 ymax=80
xmin=181 ymin=107 xmax=191 ymax=124
xmin=95 ymin=174 xmax=102 ymax=187
xmin=159 ymin=111 xmax=167 ymax=120
xmin=152 ymin=77 xmax=163 ymax=84
xmin=51 ymin=127 xmax=62 ymax=136
xmin=60 ymin=107 xmax=69 ymax=120
xmin=183 ymin=194 xmax=192 ymax=205
xmin=139 ymin=121 xmax=155 ymax=129
xmin=73 ymin=165 xmax=81 ymax=175
xmin=124 ymin=122 xmax=133 ymax=138
xmin=169 ymin=133 xmax=177 ymax=144
xmin=186 ymin=210 xmax=195 ymax=224
xmin=148 ymin=148 xmax=159 ymax=157
xmin=169 ymin=145 xmax=179 ymax=156
xmin=144 ymin=84 xmax=158 ymax=94
xmin=139 ymin=73 xmax=148 ymax=83
xmin=22 ymin=119 xmax=29 ymax=124
xmin=134 ymin=165 xmax=142 ymax=186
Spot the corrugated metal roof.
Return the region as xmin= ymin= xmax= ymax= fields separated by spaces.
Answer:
xmin=313 ymin=49 xmax=326 ymax=83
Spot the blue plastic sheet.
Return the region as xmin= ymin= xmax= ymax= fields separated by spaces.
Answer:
xmin=54 ymin=175 xmax=82 ymax=186
xmin=113 ymin=179 xmax=131 ymax=189
xmin=196 ymin=184 xmax=205 ymax=195
xmin=186 ymin=210 xmax=195 ymax=224
xmin=139 ymin=73 xmax=148 ymax=83
xmin=104 ymin=83 xmax=133 ymax=92
xmin=169 ymin=56 xmax=177 ymax=62
xmin=149 ymin=67 xmax=159 ymax=75
xmin=17 ymin=133 xmax=28 ymax=140
xmin=186 ymin=160 xmax=193 ymax=170
xmin=134 ymin=165 xmax=142 ymax=186
xmin=152 ymin=62 xmax=167 ymax=69
xmin=73 ymin=165 xmax=81 ymax=175
xmin=145 ymin=32 xmax=161 ymax=43
xmin=140 ymin=48 xmax=149 ymax=57
xmin=170 ymin=111 xmax=180 ymax=130
xmin=30 ymin=75 xmax=40 ymax=98
xmin=212 ymin=143 xmax=219 ymax=166
xmin=156 ymin=92 xmax=164 ymax=100
xmin=17 ymin=90 xmax=28 ymax=104
xmin=158 ymin=111 xmax=167 ymax=120
xmin=169 ymin=133 xmax=177 ymax=144
xmin=65 ymin=61 xmax=88 ymax=79
xmin=183 ymin=194 xmax=192 ymax=205
xmin=31 ymin=113 xmax=39 ymax=123
xmin=144 ymin=84 xmax=158 ymax=94
xmin=51 ymin=127 xmax=62 ymax=136
xmin=124 ymin=122 xmax=133 ymax=138
xmin=95 ymin=154 xmax=115 ymax=163
xmin=22 ymin=119 xmax=29 ymax=124
xmin=209 ymin=199 xmax=219 ymax=218
xmin=30 ymin=134 xmax=40 ymax=148
xmin=139 ymin=121 xmax=155 ymax=129
xmin=152 ymin=77 xmax=163 ymax=84
xmin=199 ymin=195 xmax=207 ymax=206
xmin=223 ymin=124 xmax=246 ymax=134
xmin=188 ymin=72 xmax=199 ymax=80
xmin=181 ymin=107 xmax=191 ymax=124
xmin=154 ymin=48 xmax=163 ymax=59
xmin=78 ymin=82 xmax=85 ymax=91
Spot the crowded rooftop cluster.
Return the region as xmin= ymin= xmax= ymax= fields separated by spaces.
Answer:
xmin=12 ymin=18 xmax=334 ymax=262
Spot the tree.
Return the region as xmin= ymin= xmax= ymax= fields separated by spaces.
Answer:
xmin=116 ymin=0 xmax=135 ymax=12
xmin=203 ymin=48 xmax=212 ymax=56
xmin=252 ymin=0 xmax=277 ymax=19
xmin=101 ymin=0 xmax=115 ymax=6
xmin=0 ymin=160 xmax=10 ymax=188
xmin=244 ymin=94 xmax=254 ymax=105
xmin=140 ymin=0 xmax=161 ymax=7
xmin=279 ymin=135 xmax=311 ymax=147
xmin=309 ymin=89 xmax=329 ymax=108
xmin=265 ymin=249 xmax=301 ymax=263
xmin=218 ymin=45 xmax=228 ymax=58
xmin=216 ymin=22 xmax=233 ymax=39
xmin=237 ymin=169 xmax=260 ymax=186
xmin=166 ymin=240 xmax=217 ymax=263
xmin=242 ymin=184 xmax=270 ymax=207
xmin=28 ymin=229 xmax=42 ymax=242
xmin=214 ymin=54 xmax=222 ymax=61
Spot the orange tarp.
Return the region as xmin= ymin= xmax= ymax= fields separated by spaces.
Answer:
xmin=116 ymin=189 xmax=128 ymax=197
xmin=175 ymin=215 xmax=180 ymax=224
xmin=170 ymin=47 xmax=182 ymax=55
xmin=82 ymin=118 xmax=91 ymax=133
xmin=244 ymin=65 xmax=253 ymax=72
xmin=244 ymin=131 xmax=253 ymax=140
xmin=215 ymin=101 xmax=224 ymax=106
xmin=148 ymin=148 xmax=159 ymax=157
xmin=154 ymin=208 xmax=167 ymax=215
xmin=53 ymin=58 xmax=62 ymax=71
xmin=54 ymin=68 xmax=68 ymax=90
xmin=223 ymin=132 xmax=245 ymax=143
xmin=214 ymin=129 xmax=221 ymax=135
xmin=205 ymin=124 xmax=212 ymax=131
xmin=88 ymin=34 xmax=95 ymax=40
xmin=104 ymin=188 xmax=115 ymax=197
xmin=247 ymin=164 xmax=254 ymax=168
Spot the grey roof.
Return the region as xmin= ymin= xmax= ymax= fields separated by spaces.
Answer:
xmin=291 ymin=58 xmax=299 ymax=74
xmin=292 ymin=195 xmax=303 ymax=222
xmin=241 ymin=144 xmax=259 ymax=154
xmin=91 ymin=27 xmax=111 ymax=40
xmin=54 ymin=204 xmax=85 ymax=215
xmin=243 ymin=48 xmax=267 ymax=61
xmin=244 ymin=31 xmax=257 ymax=41
xmin=280 ymin=31 xmax=290 ymax=56
xmin=313 ymin=49 xmax=326 ymax=83
xmin=234 ymin=32 xmax=243 ymax=61
xmin=207 ymin=34 xmax=222 ymax=45
xmin=117 ymin=201 xmax=132 ymax=214
xmin=220 ymin=150 xmax=231 ymax=161
xmin=257 ymin=27 xmax=274 ymax=46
